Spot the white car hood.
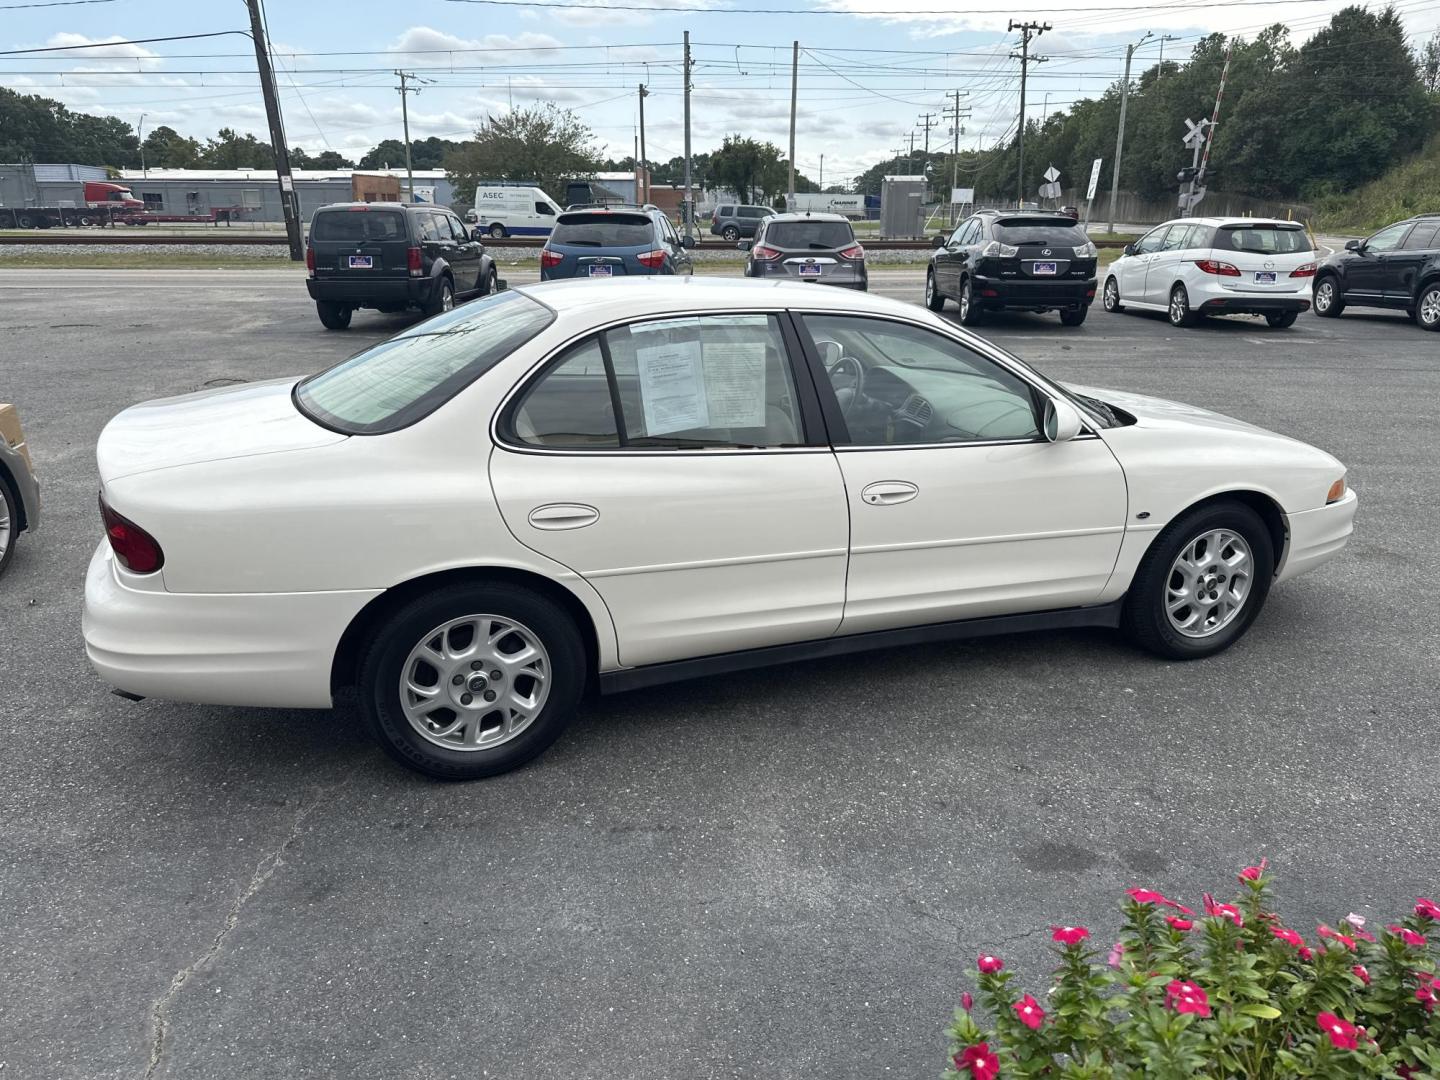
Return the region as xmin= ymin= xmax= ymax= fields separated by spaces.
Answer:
xmin=1066 ymin=382 xmax=1276 ymax=438
xmin=97 ymin=377 xmax=345 ymax=483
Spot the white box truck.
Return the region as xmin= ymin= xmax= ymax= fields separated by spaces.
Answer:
xmin=468 ymin=185 xmax=563 ymax=238
xmin=787 ymin=193 xmax=866 ymax=218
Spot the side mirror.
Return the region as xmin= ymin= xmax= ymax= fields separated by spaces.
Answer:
xmin=1344 ymin=239 xmax=1361 ymax=252
xmin=737 ymin=239 xmax=752 ymax=252
xmin=1122 ymin=243 xmax=1136 ymax=257
xmin=931 ymin=235 xmax=946 ymax=249
xmin=1043 ymin=397 xmax=1084 ymax=443
xmin=681 ymin=235 xmax=696 ymax=249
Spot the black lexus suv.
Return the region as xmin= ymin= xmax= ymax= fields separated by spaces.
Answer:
xmin=926 ymin=209 xmax=1098 ymax=327
xmin=306 ymin=203 xmax=498 ymax=330
xmin=1312 ymin=213 xmax=1440 ymax=331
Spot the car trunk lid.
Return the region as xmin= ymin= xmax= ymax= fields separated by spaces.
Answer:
xmin=309 ymin=206 xmax=411 ymax=280
xmin=1210 ymin=223 xmax=1314 ymax=293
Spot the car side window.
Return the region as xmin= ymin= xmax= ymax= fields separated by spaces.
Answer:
xmin=1159 ymin=224 xmax=1194 ymax=251
xmin=510 ymin=338 xmax=620 ymax=449
xmin=1401 ymin=221 xmax=1440 ymax=251
xmin=661 ymin=216 xmax=681 ymax=245
xmin=1135 ymin=226 xmax=1170 ymax=255
xmin=800 ymin=314 xmax=1042 ymax=446
xmin=444 ymin=214 xmax=468 ymax=242
xmin=1366 ymin=223 xmax=1410 ymax=252
xmin=416 ymin=213 xmax=445 ymax=242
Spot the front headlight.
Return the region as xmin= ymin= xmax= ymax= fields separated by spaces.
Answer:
xmin=1074 ymin=241 xmax=1098 ymax=258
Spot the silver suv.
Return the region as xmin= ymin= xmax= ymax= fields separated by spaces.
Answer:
xmin=709 ymin=203 xmax=776 ymax=242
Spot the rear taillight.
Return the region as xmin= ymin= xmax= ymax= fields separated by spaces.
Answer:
xmin=838 ymin=243 xmax=865 ymax=260
xmin=1195 ymin=259 xmax=1241 ymax=277
xmin=750 ymin=244 xmax=782 ymax=260
xmin=99 ymin=493 xmax=164 ymax=574
xmin=1290 ymin=262 xmax=1317 ymax=278
xmin=540 ymin=249 xmax=563 ymax=269
xmin=636 ymin=249 xmax=666 ymax=269
xmin=305 ymin=246 xmax=315 ymax=275
xmin=406 ymin=246 xmax=423 ymax=277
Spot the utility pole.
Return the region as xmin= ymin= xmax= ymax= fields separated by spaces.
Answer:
xmin=1157 ymin=34 xmax=1180 ymax=79
xmin=138 ymin=113 xmax=147 ymax=178
xmin=638 ymin=82 xmax=649 ymax=204
xmin=819 ymin=153 xmax=824 ymax=190
xmin=1008 ymin=20 xmax=1050 ymax=207
xmin=395 ymin=70 xmax=422 ymax=202
xmin=683 ymin=30 xmax=693 ymax=239
xmin=244 ymin=0 xmax=302 ymax=261
xmin=918 ymin=112 xmax=936 ymax=158
xmin=1107 ymin=31 xmax=1152 ymax=234
xmin=788 ymin=40 xmax=799 ymax=209
xmin=947 ymin=89 xmax=970 ymax=224
xmin=907 ymin=130 xmax=917 ymax=174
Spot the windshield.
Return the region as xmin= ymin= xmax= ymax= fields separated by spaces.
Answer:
xmin=311 ymin=210 xmax=407 ymax=242
xmin=294 ymin=291 xmax=554 ymax=434
xmin=765 ymin=221 xmax=854 ymax=249
xmin=550 ymin=214 xmax=654 ymax=247
xmin=1215 ymin=225 xmax=1311 ymax=254
xmin=993 ymin=219 xmax=1088 ymax=245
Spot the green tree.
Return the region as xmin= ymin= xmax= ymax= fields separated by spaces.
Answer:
xmin=0 ymin=87 xmax=139 ymax=167
xmin=443 ymin=105 xmax=597 ymax=201
xmin=708 ymin=135 xmax=788 ymax=203
xmin=1423 ymin=31 xmax=1440 ymax=93
xmin=141 ymin=125 xmax=202 ymax=168
xmin=289 ymin=147 xmax=354 ymax=170
xmin=198 ymin=128 xmax=272 ymax=169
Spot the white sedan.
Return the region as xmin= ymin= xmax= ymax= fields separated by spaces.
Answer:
xmin=84 ymin=279 xmax=1357 ymax=779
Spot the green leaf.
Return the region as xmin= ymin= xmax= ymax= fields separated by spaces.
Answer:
xmin=1238 ymin=1003 xmax=1283 ymax=1019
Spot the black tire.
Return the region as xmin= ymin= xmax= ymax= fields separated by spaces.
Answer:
xmin=358 ymin=582 xmax=586 ymax=780
xmin=722 ymin=225 xmax=740 ymax=242
xmin=78 ymin=215 xmax=94 ymax=227
xmin=1265 ymin=310 xmax=1298 ymax=329
xmin=1060 ymin=306 xmax=1088 ymax=327
xmin=0 ymin=471 xmax=18 ymax=579
xmin=480 ymin=266 xmax=498 ymax=296
xmin=958 ymin=276 xmax=984 ymax=326
xmin=1103 ymin=275 xmax=1124 ymax=312
xmin=16 ymin=214 xmax=33 ymax=229
xmin=426 ymin=277 xmax=454 ymax=318
xmin=1167 ymin=283 xmax=1198 ymax=328
xmin=1312 ymin=275 xmax=1344 ymax=318
xmin=925 ymin=269 xmax=945 ymax=311
xmin=1121 ymin=499 xmax=1275 ymax=661
xmin=1414 ymin=282 xmax=1440 ymax=332
xmin=488 ymin=223 xmax=507 ymax=239
xmin=316 ymin=301 xmax=352 ymax=330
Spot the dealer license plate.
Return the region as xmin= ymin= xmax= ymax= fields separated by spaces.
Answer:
xmin=1254 ymin=271 xmax=1277 ymax=283
xmin=347 ymin=255 xmax=373 ymax=269
xmin=1033 ymin=261 xmax=1057 ymax=275
xmin=588 ymin=264 xmax=613 ymax=277
xmin=798 ymin=261 xmax=823 ymax=277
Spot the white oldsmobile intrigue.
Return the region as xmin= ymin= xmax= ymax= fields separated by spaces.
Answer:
xmin=84 ymin=279 xmax=1357 ymax=779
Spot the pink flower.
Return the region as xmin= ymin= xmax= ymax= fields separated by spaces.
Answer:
xmin=1387 ymin=925 xmax=1427 ymax=948
xmin=1345 ymin=912 xmax=1367 ymax=929
xmin=1299 ymin=946 xmax=1314 ymax=962
xmin=977 ymin=954 xmax=1004 ymax=974
xmin=1272 ymin=927 xmax=1305 ymax=947
xmin=1106 ymin=942 xmax=1125 ymax=968
xmin=1051 ymin=926 xmax=1090 ymax=946
xmin=1352 ymin=964 xmax=1371 ymax=986
xmin=1166 ymin=916 xmax=1194 ymax=932
xmin=1165 ymin=980 xmax=1211 ymax=1018
xmin=960 ymin=992 xmax=973 ymax=1012
xmin=1165 ymin=899 xmax=1196 ymax=916
xmin=1126 ymin=888 xmax=1167 ymax=905
xmin=1317 ymin=1012 xmax=1359 ymax=1051
xmin=1202 ymin=894 xmax=1244 ymax=927
xmin=1238 ymin=858 xmax=1268 ymax=882
xmin=1013 ymin=993 xmax=1045 ymax=1030
xmin=1416 ymin=898 xmax=1440 ymax=921
xmin=1318 ymin=925 xmax=1357 ymax=951
xmin=1418 ymin=984 xmax=1437 ymax=1012
xmin=954 ymin=1043 xmax=1000 ymax=1080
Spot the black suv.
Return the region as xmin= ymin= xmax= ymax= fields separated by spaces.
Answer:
xmin=710 ymin=203 xmax=776 ymax=242
xmin=1313 ymin=213 xmax=1440 ymax=331
xmin=926 ymin=209 xmax=1099 ymax=326
xmin=306 ymin=203 xmax=497 ymax=330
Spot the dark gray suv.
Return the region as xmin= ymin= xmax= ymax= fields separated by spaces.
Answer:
xmin=709 ymin=203 xmax=776 ymax=242
xmin=741 ymin=212 xmax=867 ymax=290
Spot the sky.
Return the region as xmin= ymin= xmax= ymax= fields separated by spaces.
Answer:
xmin=4 ymin=0 xmax=1439 ymax=189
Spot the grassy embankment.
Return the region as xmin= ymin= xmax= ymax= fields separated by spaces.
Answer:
xmin=1311 ymin=136 xmax=1440 ymax=233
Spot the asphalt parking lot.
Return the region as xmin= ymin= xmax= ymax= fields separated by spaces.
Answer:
xmin=2 ymin=267 xmax=1437 ymax=1079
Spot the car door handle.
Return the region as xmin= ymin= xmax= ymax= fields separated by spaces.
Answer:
xmin=528 ymin=503 xmax=600 ymax=530
xmin=860 ymin=481 xmax=918 ymax=506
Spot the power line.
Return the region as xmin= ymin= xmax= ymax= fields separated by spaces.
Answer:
xmin=441 ymin=0 xmax=1406 ymax=13
xmin=0 ymin=31 xmax=251 ymax=55
xmin=0 ymin=0 xmax=122 ymax=7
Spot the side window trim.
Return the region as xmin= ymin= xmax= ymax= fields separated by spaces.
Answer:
xmin=596 ymin=332 xmax=631 ymax=448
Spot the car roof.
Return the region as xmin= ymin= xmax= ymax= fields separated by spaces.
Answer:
xmin=765 ymin=212 xmax=850 ymax=223
xmin=1161 ymin=217 xmax=1304 ymax=227
xmin=509 ymin=276 xmax=913 ymax=320
xmin=554 ymin=207 xmax=654 ymax=221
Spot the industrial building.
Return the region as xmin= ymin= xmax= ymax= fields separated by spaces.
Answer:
xmin=114 ymin=167 xmax=456 ymax=221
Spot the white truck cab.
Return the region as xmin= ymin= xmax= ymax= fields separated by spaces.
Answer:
xmin=469 ymin=185 xmax=563 ymax=238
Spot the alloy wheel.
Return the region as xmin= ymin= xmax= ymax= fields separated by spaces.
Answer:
xmin=1315 ymin=280 xmax=1334 ymax=313
xmin=0 ymin=491 xmax=11 ymax=565
xmin=441 ymin=285 xmax=454 ymax=312
xmin=1169 ymin=287 xmax=1188 ymax=325
xmin=960 ymin=283 xmax=971 ymax=320
xmin=1104 ymin=278 xmax=1119 ymax=311
xmin=1420 ymin=287 xmax=1440 ymax=328
xmin=399 ymin=614 xmax=551 ymax=751
xmin=924 ymin=272 xmax=934 ymax=306
xmin=1165 ymin=529 xmax=1253 ymax=638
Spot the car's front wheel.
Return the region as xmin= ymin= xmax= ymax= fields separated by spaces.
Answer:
xmin=925 ymin=269 xmax=945 ymax=311
xmin=1313 ymin=276 xmax=1344 ymax=318
xmin=316 ymin=301 xmax=352 ymax=330
xmin=358 ymin=582 xmax=587 ymax=779
xmin=1265 ymin=310 xmax=1298 ymax=329
xmin=1103 ymin=276 xmax=1123 ymax=312
xmin=1122 ymin=500 xmax=1275 ymax=660
xmin=1414 ymin=282 xmax=1440 ymax=331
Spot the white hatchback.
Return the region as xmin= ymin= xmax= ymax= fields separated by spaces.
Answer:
xmin=1103 ymin=217 xmax=1316 ymax=328
xmin=84 ymin=279 xmax=1356 ymax=779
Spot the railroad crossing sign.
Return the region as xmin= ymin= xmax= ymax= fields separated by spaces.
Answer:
xmin=1043 ymin=165 xmax=1061 ymax=183
xmin=1182 ymin=117 xmax=1211 ymax=149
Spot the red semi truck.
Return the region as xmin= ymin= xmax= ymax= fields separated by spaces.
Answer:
xmin=0 ymin=180 xmax=249 ymax=228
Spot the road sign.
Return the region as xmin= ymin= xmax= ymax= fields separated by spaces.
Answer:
xmin=950 ymin=187 xmax=975 ymax=204
xmin=1039 ymin=181 xmax=1063 ymax=200
xmin=1182 ymin=117 xmax=1210 ymax=149
xmin=1043 ymin=164 xmax=1061 ymax=183
xmin=1085 ymin=158 xmax=1102 ymax=200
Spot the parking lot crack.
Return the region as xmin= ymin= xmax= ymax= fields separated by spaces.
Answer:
xmin=140 ymin=769 xmax=357 ymax=1079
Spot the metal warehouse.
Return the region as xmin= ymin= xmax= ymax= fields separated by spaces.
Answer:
xmin=114 ymin=168 xmax=458 ymax=222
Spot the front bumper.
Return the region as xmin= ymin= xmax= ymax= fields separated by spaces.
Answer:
xmin=305 ymin=275 xmax=438 ymax=309
xmin=973 ymin=273 xmax=1095 ymax=309
xmin=1277 ymin=488 xmax=1357 ymax=583
xmin=82 ymin=543 xmax=379 ymax=708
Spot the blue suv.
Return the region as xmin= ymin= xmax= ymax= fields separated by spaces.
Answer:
xmin=540 ymin=207 xmax=694 ymax=280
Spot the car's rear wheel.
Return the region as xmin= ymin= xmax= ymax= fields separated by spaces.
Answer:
xmin=723 ymin=226 xmax=741 ymax=242
xmin=1265 ymin=310 xmax=1298 ymax=329
xmin=358 ymin=582 xmax=586 ymax=779
xmin=1168 ymin=283 xmax=1198 ymax=328
xmin=925 ymin=269 xmax=945 ymax=311
xmin=1122 ymin=500 xmax=1274 ymax=660
xmin=426 ymin=278 xmax=454 ymax=317
xmin=481 ymin=267 xmax=498 ymax=296
xmin=1415 ymin=282 xmax=1440 ymax=331
xmin=1060 ymin=306 xmax=1088 ymax=327
xmin=958 ymin=277 xmax=984 ymax=326
xmin=1313 ymin=276 xmax=1344 ymax=317
xmin=0 ymin=471 xmax=18 ymax=578
xmin=488 ymin=223 xmax=507 ymax=239
xmin=1103 ymin=276 xmax=1123 ymax=312
xmin=316 ymin=301 xmax=352 ymax=330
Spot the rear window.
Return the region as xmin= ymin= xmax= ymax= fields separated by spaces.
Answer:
xmin=993 ymin=218 xmax=1088 ymax=245
xmin=310 ymin=209 xmax=407 ymax=243
xmin=550 ymin=213 xmax=654 ymax=247
xmin=765 ymin=221 xmax=854 ymax=248
xmin=294 ymin=291 xmax=554 ymax=435
xmin=1215 ymin=225 xmax=1312 ymax=255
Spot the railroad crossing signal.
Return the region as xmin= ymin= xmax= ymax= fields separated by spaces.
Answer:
xmin=1178 ymin=187 xmax=1207 ymax=210
xmin=1182 ymin=117 xmax=1211 ymax=149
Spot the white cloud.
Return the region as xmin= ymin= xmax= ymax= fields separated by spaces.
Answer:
xmin=385 ymin=26 xmax=566 ymax=64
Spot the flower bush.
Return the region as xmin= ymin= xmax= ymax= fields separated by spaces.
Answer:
xmin=944 ymin=867 xmax=1439 ymax=1078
